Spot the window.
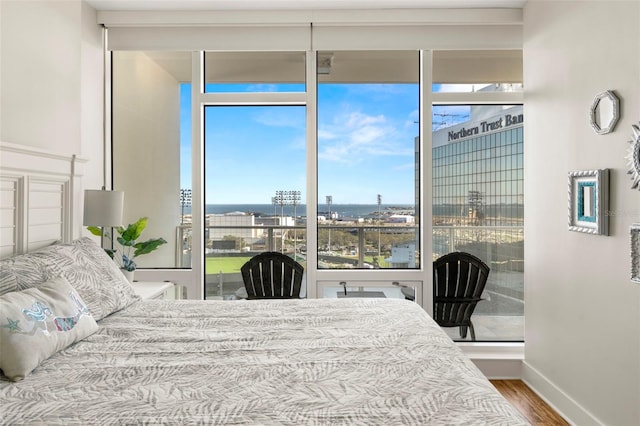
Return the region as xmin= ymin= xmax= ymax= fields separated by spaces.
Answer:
xmin=111 ymin=47 xmax=524 ymax=342
xmin=317 ymin=51 xmax=420 ymax=270
xmin=204 ymin=51 xmax=306 ymax=93
xmin=199 ymin=51 xmax=308 ymax=300
xmin=432 ymin=50 xmax=524 ymax=341
xmin=203 ymin=105 xmax=306 ymax=299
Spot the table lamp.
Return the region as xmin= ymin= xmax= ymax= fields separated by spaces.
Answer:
xmin=83 ymin=189 xmax=124 ymax=245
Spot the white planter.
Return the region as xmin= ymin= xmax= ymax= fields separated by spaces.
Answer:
xmin=121 ymin=269 xmax=135 ymax=283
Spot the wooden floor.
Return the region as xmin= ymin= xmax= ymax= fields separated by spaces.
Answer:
xmin=490 ymin=380 xmax=570 ymax=425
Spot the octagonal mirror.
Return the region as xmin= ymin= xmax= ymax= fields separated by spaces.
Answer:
xmin=590 ymin=90 xmax=620 ymax=134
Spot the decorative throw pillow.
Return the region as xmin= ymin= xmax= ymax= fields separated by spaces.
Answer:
xmin=0 ymin=276 xmax=99 ymax=381
xmin=0 ymin=238 xmax=140 ymax=320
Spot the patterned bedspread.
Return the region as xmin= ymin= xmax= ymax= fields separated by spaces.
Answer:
xmin=0 ymin=298 xmax=528 ymax=425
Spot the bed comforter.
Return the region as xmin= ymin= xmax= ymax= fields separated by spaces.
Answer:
xmin=0 ymin=298 xmax=528 ymax=425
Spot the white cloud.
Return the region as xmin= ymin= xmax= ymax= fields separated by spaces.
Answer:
xmin=318 ymin=110 xmax=413 ymax=163
xmin=318 ymin=129 xmax=338 ymax=140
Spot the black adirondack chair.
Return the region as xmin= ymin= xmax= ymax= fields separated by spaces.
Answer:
xmin=241 ymin=252 xmax=304 ymax=299
xmin=433 ymin=251 xmax=490 ymax=341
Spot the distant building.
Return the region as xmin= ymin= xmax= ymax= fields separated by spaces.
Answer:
xmin=385 ymin=243 xmax=416 ymax=268
xmin=318 ymin=211 xmax=339 ymax=220
xmin=206 ymin=213 xmax=297 ymax=247
xmin=387 ymin=214 xmax=415 ymax=224
xmin=337 ymin=216 xmax=365 ymax=224
xmin=206 ymin=213 xmax=259 ymax=241
xmin=255 ymin=216 xmax=294 ymax=227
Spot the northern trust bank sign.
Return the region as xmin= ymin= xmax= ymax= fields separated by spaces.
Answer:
xmin=433 ymin=105 xmax=524 ymax=148
xmin=447 ymin=113 xmax=524 ymax=142
xmin=446 ymin=111 xmax=524 ymax=142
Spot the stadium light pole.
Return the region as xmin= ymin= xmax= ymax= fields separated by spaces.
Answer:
xmin=326 ymin=195 xmax=332 ymax=253
xmin=290 ymin=190 xmax=301 ymax=258
xmin=273 ymin=190 xmax=300 ymax=254
xmin=377 ymin=194 xmax=382 ymax=258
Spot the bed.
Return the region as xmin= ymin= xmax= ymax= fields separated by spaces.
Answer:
xmin=0 ymin=145 xmax=527 ymax=425
xmin=0 ymin=240 xmax=527 ymax=425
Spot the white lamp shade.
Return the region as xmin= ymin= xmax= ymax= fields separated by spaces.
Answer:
xmin=83 ymin=190 xmax=124 ymax=227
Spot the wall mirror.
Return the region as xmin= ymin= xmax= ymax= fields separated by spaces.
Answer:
xmin=589 ymin=90 xmax=620 ymax=134
xmin=567 ymin=169 xmax=609 ymax=235
xmin=627 ymin=123 xmax=640 ymax=190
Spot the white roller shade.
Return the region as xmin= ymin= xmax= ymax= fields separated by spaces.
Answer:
xmin=433 ymin=50 xmax=523 ymax=84
xmin=107 ymin=24 xmax=521 ymax=52
xmin=107 ymin=26 xmax=311 ymax=51
xmin=101 ymin=9 xmax=522 ymax=52
xmin=311 ymin=25 xmax=522 ymax=51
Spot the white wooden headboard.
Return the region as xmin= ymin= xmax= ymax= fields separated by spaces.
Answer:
xmin=0 ymin=142 xmax=87 ymax=258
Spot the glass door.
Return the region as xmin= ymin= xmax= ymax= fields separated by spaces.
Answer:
xmin=203 ymin=105 xmax=306 ymax=300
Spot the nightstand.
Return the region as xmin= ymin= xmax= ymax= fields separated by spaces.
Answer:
xmin=131 ymin=281 xmax=176 ymax=300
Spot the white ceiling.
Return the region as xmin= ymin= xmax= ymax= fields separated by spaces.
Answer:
xmin=86 ymin=0 xmax=526 ymax=11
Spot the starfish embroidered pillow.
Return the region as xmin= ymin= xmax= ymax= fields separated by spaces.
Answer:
xmin=0 ymin=275 xmax=99 ymax=381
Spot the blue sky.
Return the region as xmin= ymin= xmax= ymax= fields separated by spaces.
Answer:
xmin=180 ymin=83 xmax=467 ymax=205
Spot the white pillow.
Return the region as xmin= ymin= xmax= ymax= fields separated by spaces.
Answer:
xmin=0 ymin=276 xmax=99 ymax=381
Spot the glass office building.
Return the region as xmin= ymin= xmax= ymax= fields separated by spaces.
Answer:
xmin=432 ymin=102 xmax=524 ymax=341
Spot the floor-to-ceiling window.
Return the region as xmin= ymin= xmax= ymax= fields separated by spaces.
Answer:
xmin=203 ymin=105 xmax=306 ymax=299
xmin=202 ymin=51 xmax=307 ymax=300
xmin=431 ymin=50 xmax=524 ymax=341
xmin=314 ymin=50 xmax=423 ymax=301
xmin=316 ymin=51 xmax=420 ymax=272
xmin=110 ymin=42 xmax=523 ymax=341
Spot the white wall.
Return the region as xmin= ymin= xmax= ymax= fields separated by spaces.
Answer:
xmin=80 ymin=0 xmax=106 ymax=193
xmin=523 ymin=1 xmax=640 ymax=425
xmin=0 ymin=0 xmax=104 ymax=238
xmin=112 ymin=51 xmax=181 ymax=268
xmin=1 ymin=0 xmax=79 ymax=151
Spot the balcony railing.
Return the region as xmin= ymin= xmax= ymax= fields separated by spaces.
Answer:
xmin=433 ymin=225 xmax=524 ymax=268
xmin=175 ymin=223 xmax=522 ymax=271
xmin=174 ymin=223 xmax=524 ymax=340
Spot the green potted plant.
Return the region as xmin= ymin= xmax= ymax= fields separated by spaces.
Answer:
xmin=88 ymin=217 xmax=167 ymax=282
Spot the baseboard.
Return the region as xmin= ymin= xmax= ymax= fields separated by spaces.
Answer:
xmin=471 ymin=358 xmax=522 ymax=378
xmin=459 ymin=342 xmax=524 ymax=378
xmin=521 ymin=361 xmax=604 ymax=426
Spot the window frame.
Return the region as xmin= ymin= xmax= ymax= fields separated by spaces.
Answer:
xmin=184 ymin=51 xmax=432 ymax=306
xmin=105 ymin=11 xmax=526 ymax=363
xmin=129 ymin=50 xmax=523 ymax=310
